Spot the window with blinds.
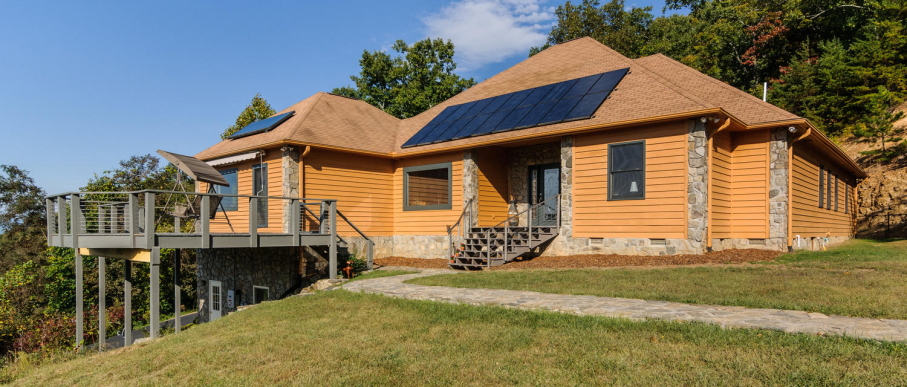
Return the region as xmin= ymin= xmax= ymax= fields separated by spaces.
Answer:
xmin=403 ymin=162 xmax=452 ymax=211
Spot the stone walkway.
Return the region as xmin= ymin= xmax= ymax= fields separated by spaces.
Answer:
xmin=343 ymin=269 xmax=907 ymax=342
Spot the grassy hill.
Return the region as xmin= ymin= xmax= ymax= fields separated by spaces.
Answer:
xmin=5 ymin=287 xmax=906 ymax=386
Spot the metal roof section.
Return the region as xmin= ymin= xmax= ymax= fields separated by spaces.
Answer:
xmin=156 ymin=150 xmax=230 ymax=187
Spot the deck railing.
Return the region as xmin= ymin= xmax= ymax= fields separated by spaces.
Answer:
xmin=446 ymin=198 xmax=474 ymax=262
xmin=45 ymin=190 xmax=340 ymax=250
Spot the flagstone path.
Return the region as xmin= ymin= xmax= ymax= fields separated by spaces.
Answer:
xmin=342 ymin=269 xmax=907 ymax=342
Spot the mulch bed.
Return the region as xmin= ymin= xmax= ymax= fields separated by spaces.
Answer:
xmin=374 ymin=249 xmax=782 ymax=270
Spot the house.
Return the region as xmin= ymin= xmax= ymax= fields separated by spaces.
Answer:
xmin=45 ymin=38 xmax=867 ymax=336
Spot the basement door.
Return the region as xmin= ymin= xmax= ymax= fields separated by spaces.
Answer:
xmin=209 ymin=280 xmax=222 ymax=321
xmin=529 ymin=164 xmax=560 ymax=226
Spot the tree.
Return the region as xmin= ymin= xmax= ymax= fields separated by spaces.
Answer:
xmin=220 ymin=94 xmax=277 ymax=140
xmin=529 ymin=0 xmax=654 ymax=58
xmin=856 ymin=86 xmax=905 ymax=160
xmin=0 ymin=165 xmax=47 ymax=273
xmin=333 ymin=38 xmax=476 ymax=119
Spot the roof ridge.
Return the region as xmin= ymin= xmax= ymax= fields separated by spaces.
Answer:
xmin=640 ymin=54 xmax=798 ymax=120
xmin=629 ymin=57 xmax=716 ymax=110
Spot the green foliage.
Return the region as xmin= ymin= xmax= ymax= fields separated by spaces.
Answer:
xmin=854 ymin=86 xmax=906 ymax=159
xmin=534 ymin=0 xmax=907 ymax=140
xmin=220 ymin=94 xmax=277 ymax=140
xmin=340 ymin=254 xmax=368 ymax=278
xmin=529 ymin=0 xmax=654 ymax=58
xmin=333 ymin=38 xmax=476 ymax=119
xmin=0 ymin=166 xmax=47 ymax=273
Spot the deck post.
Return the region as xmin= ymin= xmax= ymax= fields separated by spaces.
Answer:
xmin=200 ymin=196 xmax=210 ymax=248
xmin=149 ymin=248 xmax=160 ymax=339
xmin=249 ymin=197 xmax=258 ymax=247
xmin=56 ymin=196 xmax=66 ymax=246
xmin=291 ymin=199 xmax=301 ymax=246
xmin=71 ymin=194 xmax=83 ymax=351
xmin=144 ymin=192 xmax=155 ymax=248
xmin=174 ymin=248 xmax=181 ymax=334
xmin=124 ymin=261 xmax=132 ymax=346
xmin=128 ymin=194 xmax=138 ymax=247
xmin=45 ymin=198 xmax=54 ymax=240
xmin=328 ymin=200 xmax=337 ymax=280
xmin=97 ymin=256 xmax=105 ymax=351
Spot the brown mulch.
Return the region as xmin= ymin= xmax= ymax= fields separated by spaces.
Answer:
xmin=374 ymin=249 xmax=782 ymax=270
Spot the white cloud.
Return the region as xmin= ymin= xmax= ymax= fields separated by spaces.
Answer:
xmin=422 ymin=0 xmax=555 ymax=70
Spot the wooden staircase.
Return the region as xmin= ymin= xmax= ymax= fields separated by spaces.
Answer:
xmin=447 ymin=194 xmax=561 ymax=269
xmin=449 ymin=225 xmax=558 ymax=268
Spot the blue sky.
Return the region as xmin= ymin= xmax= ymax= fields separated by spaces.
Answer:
xmin=0 ymin=1 xmax=680 ymax=194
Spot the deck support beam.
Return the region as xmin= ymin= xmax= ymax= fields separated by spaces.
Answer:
xmin=149 ymin=248 xmax=161 ymax=339
xmin=124 ymin=261 xmax=132 ymax=346
xmin=174 ymin=248 xmax=181 ymax=334
xmin=328 ymin=201 xmax=337 ymax=279
xmin=97 ymin=256 xmax=105 ymax=351
xmin=71 ymin=194 xmax=83 ymax=351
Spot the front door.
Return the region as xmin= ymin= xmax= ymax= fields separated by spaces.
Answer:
xmin=529 ymin=164 xmax=560 ymax=226
xmin=209 ymin=280 xmax=222 ymax=321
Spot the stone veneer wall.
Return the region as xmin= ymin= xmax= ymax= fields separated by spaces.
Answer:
xmin=687 ymin=119 xmax=709 ymax=254
xmin=508 ymin=142 xmax=561 ymax=226
xmin=281 ymin=146 xmax=300 ymax=233
xmin=196 ymin=247 xmax=301 ymax=323
xmin=463 ymin=150 xmax=479 ymax=228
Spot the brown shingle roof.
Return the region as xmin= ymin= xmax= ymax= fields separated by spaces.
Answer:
xmin=194 ymin=37 xmax=805 ymax=160
xmin=633 ymin=54 xmax=800 ymax=125
xmin=196 ymin=92 xmax=400 ymax=160
xmin=393 ymin=37 xmax=712 ymax=153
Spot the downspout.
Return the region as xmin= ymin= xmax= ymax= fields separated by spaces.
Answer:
xmin=788 ymin=127 xmax=811 ymax=250
xmin=707 ymin=118 xmax=731 ymax=250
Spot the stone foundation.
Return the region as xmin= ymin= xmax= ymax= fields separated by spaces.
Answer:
xmin=541 ymin=237 xmax=703 ymax=256
xmin=711 ymin=237 xmax=787 ymax=251
xmin=791 ymin=235 xmax=850 ymax=251
xmin=196 ymin=247 xmax=302 ymax=323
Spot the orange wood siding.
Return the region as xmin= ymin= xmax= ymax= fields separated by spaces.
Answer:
xmin=476 ymin=148 xmax=509 ymax=227
xmin=791 ymin=146 xmax=855 ymax=237
xmin=711 ymin=131 xmax=733 ymax=238
xmin=573 ymin=121 xmax=688 ymax=238
xmin=304 ymin=149 xmax=394 ymax=237
xmin=394 ymin=152 xmax=463 ymax=236
xmin=199 ymin=149 xmax=283 ymax=233
xmin=728 ymin=130 xmax=769 ymax=238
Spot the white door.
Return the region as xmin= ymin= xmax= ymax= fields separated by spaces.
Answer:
xmin=209 ymin=280 xmax=222 ymax=321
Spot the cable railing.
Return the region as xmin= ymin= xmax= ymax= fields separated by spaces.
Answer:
xmin=45 ymin=190 xmax=341 ymax=250
xmin=335 ymin=210 xmax=375 ymax=269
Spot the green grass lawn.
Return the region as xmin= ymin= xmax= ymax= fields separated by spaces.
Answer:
xmin=408 ymin=239 xmax=907 ymax=319
xmin=348 ymin=269 xmax=418 ymax=282
xmin=7 ymin=290 xmax=907 ymax=386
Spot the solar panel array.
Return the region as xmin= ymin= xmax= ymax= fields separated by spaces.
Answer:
xmin=229 ymin=111 xmax=296 ymax=139
xmin=402 ymin=68 xmax=629 ymax=148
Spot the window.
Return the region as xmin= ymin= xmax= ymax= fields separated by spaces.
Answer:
xmin=215 ymin=168 xmax=238 ymax=211
xmin=253 ymin=164 xmax=268 ymax=227
xmin=826 ymin=169 xmax=832 ymax=210
xmin=845 ymin=183 xmax=850 ymax=214
xmin=253 ymin=286 xmax=269 ymax=304
xmin=834 ymin=175 xmax=839 ymax=212
xmin=608 ymin=141 xmax=645 ymax=200
xmin=403 ymin=162 xmax=452 ymax=211
xmin=818 ymin=165 xmax=825 ymax=208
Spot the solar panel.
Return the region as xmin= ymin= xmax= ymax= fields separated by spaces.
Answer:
xmin=432 ymin=117 xmax=473 ymax=143
xmin=588 ymin=68 xmax=629 ymax=94
xmin=563 ymin=91 xmax=611 ymax=121
xmin=471 ymin=109 xmax=513 ymax=136
xmin=494 ymin=105 xmax=534 ymax=133
xmin=540 ymin=79 xmax=578 ymax=103
xmin=453 ymin=113 xmax=492 ymax=139
xmin=229 ymin=111 xmax=295 ymax=139
xmin=400 ymin=67 xmax=630 ymax=148
xmin=538 ymin=96 xmax=582 ymax=126
xmin=515 ymin=100 xmax=557 ymax=129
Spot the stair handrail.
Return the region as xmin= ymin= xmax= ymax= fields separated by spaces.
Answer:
xmin=491 ymin=193 xmax=560 ymax=263
xmin=491 ymin=193 xmax=561 ymax=230
xmin=446 ymin=198 xmax=474 ymax=263
xmin=335 ymin=209 xmax=375 ymax=269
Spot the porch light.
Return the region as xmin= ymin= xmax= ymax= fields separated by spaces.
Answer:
xmin=630 ymin=181 xmax=639 ymax=193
